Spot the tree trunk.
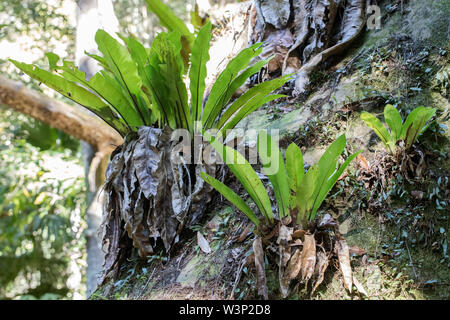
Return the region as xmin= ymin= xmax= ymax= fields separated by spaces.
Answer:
xmin=249 ymin=0 xmax=375 ymax=96
xmin=0 ymin=75 xmax=121 ymax=150
xmin=98 ymin=0 xmax=377 ymax=283
xmin=1 ymin=0 xmax=380 ymax=299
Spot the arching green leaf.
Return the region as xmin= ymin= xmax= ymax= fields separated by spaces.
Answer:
xmin=361 ymin=111 xmax=395 ymax=153
xmin=286 ymin=143 xmax=304 ymax=208
xmin=189 ymin=22 xmax=212 ymax=125
xmin=201 ymin=172 xmax=259 ymax=226
xmin=9 ymin=59 xmax=128 ymax=136
xmin=384 ymin=104 xmax=402 ymax=141
xmin=204 ymin=132 xmax=274 ymax=223
xmin=257 ymin=130 xmax=290 ymax=218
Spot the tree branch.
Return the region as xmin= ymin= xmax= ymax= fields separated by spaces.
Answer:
xmin=0 ymin=75 xmax=123 ymax=150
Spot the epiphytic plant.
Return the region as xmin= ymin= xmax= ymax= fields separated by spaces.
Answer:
xmin=361 ymin=104 xmax=436 ymax=154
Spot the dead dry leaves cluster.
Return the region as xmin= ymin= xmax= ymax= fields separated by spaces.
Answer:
xmin=100 ymin=127 xmax=215 ymax=284
xmin=356 ymin=146 xmax=428 ymax=209
xmin=253 ymin=214 xmax=368 ymax=299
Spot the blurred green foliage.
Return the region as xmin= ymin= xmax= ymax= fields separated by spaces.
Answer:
xmin=0 ymin=0 xmax=75 ymax=81
xmin=0 ymin=0 xmax=75 ymax=41
xmin=0 ymin=129 xmax=86 ymax=299
xmin=0 ymin=0 xmax=84 ymax=299
xmin=0 ymin=0 xmax=79 ymax=154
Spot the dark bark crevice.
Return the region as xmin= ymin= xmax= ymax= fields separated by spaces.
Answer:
xmin=249 ymin=0 xmax=377 ymax=96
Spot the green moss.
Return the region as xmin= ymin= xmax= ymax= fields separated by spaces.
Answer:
xmin=344 ymin=212 xmax=395 ymax=257
xmin=402 ymin=0 xmax=450 ymax=47
xmin=176 ymin=249 xmax=229 ymax=288
xmin=364 ymin=0 xmax=450 ymax=49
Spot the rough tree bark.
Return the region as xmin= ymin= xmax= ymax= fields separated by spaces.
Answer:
xmin=249 ymin=0 xmax=375 ymax=95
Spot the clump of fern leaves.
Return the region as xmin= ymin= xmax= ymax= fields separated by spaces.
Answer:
xmin=11 ymin=22 xmax=289 ymax=138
